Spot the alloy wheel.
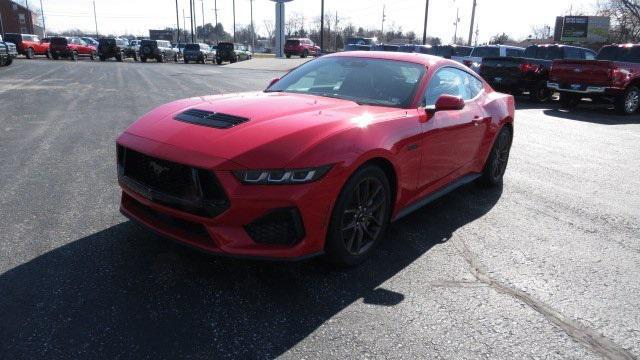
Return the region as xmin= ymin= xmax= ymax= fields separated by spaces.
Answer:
xmin=625 ymin=89 xmax=639 ymax=114
xmin=340 ymin=177 xmax=387 ymax=255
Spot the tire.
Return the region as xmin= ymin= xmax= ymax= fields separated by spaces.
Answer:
xmin=324 ymin=166 xmax=392 ymax=267
xmin=216 ymin=59 xmax=222 ymax=65
xmin=285 ymin=53 xmax=291 ymax=59
xmin=71 ymin=51 xmax=78 ymax=61
xmin=26 ymin=47 xmax=34 ymax=59
xmin=174 ymin=53 xmax=179 ymax=62
xmin=529 ymin=82 xmax=551 ymax=103
xmin=301 ymin=50 xmax=308 ymax=58
xmin=480 ymin=126 xmax=513 ymax=187
xmin=99 ymin=55 xmax=106 ymax=61
xmin=141 ymin=57 xmax=147 ymax=63
xmin=46 ymin=50 xmax=51 ymax=59
xmin=52 ymin=54 xmax=59 ymax=60
xmin=184 ymin=59 xmax=189 ymax=64
xmin=559 ymin=92 xmax=579 ymax=108
xmin=614 ymin=86 xmax=640 ymax=115
xmin=90 ymin=51 xmax=96 ymax=60
xmin=5 ymin=57 xmax=13 ymax=66
xmin=157 ymin=53 xmax=165 ymax=63
xmin=133 ymin=52 xmax=138 ymax=62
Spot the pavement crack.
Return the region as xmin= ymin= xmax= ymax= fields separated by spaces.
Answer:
xmin=458 ymin=241 xmax=636 ymax=360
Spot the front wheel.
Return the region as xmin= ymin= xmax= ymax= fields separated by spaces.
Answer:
xmin=174 ymin=53 xmax=179 ymax=62
xmin=90 ymin=51 xmax=96 ymax=60
xmin=26 ymin=48 xmax=34 ymax=59
xmin=140 ymin=56 xmax=147 ymax=63
xmin=325 ymin=166 xmax=391 ymax=267
xmin=216 ymin=59 xmax=222 ymax=65
xmin=615 ymin=86 xmax=639 ymax=115
xmin=480 ymin=126 xmax=513 ymax=187
xmin=71 ymin=51 xmax=78 ymax=61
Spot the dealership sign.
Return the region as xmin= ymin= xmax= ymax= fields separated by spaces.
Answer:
xmin=561 ymin=16 xmax=610 ymax=43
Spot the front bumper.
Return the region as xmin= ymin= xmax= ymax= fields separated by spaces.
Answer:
xmin=117 ymin=132 xmax=341 ymax=259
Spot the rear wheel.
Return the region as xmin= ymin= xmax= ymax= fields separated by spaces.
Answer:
xmin=26 ymin=47 xmax=34 ymax=59
xmin=285 ymin=53 xmax=291 ymax=59
xmin=216 ymin=59 xmax=222 ymax=65
xmin=133 ymin=52 xmax=138 ymax=62
xmin=157 ymin=53 xmax=165 ymax=63
xmin=301 ymin=50 xmax=308 ymax=58
xmin=141 ymin=56 xmax=147 ymax=63
xmin=559 ymin=92 xmax=579 ymax=108
xmin=529 ymin=82 xmax=551 ymax=103
xmin=5 ymin=57 xmax=13 ymax=66
xmin=90 ymin=51 xmax=96 ymax=60
xmin=615 ymin=86 xmax=639 ymax=115
xmin=116 ymin=51 xmax=124 ymax=62
xmin=174 ymin=53 xmax=179 ymax=62
xmin=325 ymin=166 xmax=391 ymax=267
xmin=480 ymin=126 xmax=513 ymax=187
xmin=71 ymin=51 xmax=78 ymax=61
xmin=52 ymin=54 xmax=59 ymax=60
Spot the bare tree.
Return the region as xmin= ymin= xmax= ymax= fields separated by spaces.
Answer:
xmin=263 ymin=19 xmax=274 ymax=46
xmin=598 ymin=0 xmax=640 ymax=42
xmin=531 ymin=24 xmax=552 ymax=39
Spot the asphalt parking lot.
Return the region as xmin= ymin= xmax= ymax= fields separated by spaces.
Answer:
xmin=1 ymin=58 xmax=639 ymax=359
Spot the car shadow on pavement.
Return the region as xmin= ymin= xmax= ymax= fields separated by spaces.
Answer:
xmin=542 ymin=107 xmax=640 ymax=125
xmin=0 ymin=184 xmax=502 ymax=359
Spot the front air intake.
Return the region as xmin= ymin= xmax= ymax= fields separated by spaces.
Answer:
xmin=175 ymin=109 xmax=249 ymax=129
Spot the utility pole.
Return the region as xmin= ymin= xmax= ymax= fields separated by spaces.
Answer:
xmin=381 ymin=5 xmax=386 ymax=42
xmin=214 ymin=0 xmax=218 ymax=25
xmin=320 ymin=0 xmax=324 ymax=53
xmin=39 ymin=0 xmax=46 ymax=37
xmin=93 ymin=1 xmax=98 ymax=38
xmin=201 ymin=0 xmax=205 ymax=40
xmin=250 ymin=0 xmax=255 ymax=50
xmin=467 ymin=0 xmax=477 ymax=46
xmin=175 ymin=0 xmax=180 ymax=44
xmin=334 ymin=11 xmax=338 ymax=51
xmin=193 ymin=0 xmax=198 ymax=42
xmin=453 ymin=7 xmax=459 ymax=44
xmin=183 ymin=8 xmax=187 ymax=43
xmin=422 ymin=0 xmax=430 ymax=45
xmin=232 ymin=0 xmax=236 ymax=42
xmin=189 ymin=0 xmax=195 ymax=42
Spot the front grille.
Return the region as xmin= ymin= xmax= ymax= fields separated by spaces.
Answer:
xmin=117 ymin=145 xmax=229 ymax=217
xmin=244 ymin=208 xmax=305 ymax=246
xmin=175 ymin=109 xmax=249 ymax=129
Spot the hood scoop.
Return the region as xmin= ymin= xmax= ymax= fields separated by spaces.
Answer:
xmin=174 ymin=109 xmax=249 ymax=129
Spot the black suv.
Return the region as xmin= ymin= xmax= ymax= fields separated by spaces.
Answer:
xmin=98 ymin=38 xmax=138 ymax=62
xmin=139 ymin=40 xmax=178 ymax=63
xmin=215 ymin=42 xmax=250 ymax=64
xmin=479 ymin=44 xmax=596 ymax=102
xmin=183 ymin=43 xmax=214 ymax=63
xmin=0 ymin=35 xmax=18 ymax=66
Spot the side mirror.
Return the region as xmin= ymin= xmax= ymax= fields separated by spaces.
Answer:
xmin=268 ymin=78 xmax=280 ymax=88
xmin=434 ymin=94 xmax=465 ymax=112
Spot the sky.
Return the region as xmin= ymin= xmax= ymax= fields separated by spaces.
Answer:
xmin=24 ymin=0 xmax=599 ymax=43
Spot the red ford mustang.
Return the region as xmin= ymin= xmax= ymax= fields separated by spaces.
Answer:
xmin=117 ymin=51 xmax=514 ymax=266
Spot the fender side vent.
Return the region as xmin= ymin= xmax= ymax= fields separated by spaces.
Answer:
xmin=175 ymin=109 xmax=249 ymax=129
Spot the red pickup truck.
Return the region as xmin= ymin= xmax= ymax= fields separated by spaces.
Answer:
xmin=3 ymin=33 xmax=50 ymax=59
xmin=548 ymin=44 xmax=640 ymax=115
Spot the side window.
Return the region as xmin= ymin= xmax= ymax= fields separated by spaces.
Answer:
xmin=506 ymin=48 xmax=521 ymax=57
xmin=424 ymin=67 xmax=472 ymax=106
xmin=585 ymin=50 xmax=596 ymax=60
xmin=467 ymin=73 xmax=484 ymax=98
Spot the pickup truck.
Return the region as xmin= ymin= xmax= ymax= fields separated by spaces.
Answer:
xmin=0 ymin=35 xmax=18 ymax=66
xmin=431 ymin=45 xmax=473 ymax=59
xmin=548 ymin=44 xmax=640 ymax=114
xmin=3 ymin=33 xmax=50 ymax=59
xmin=480 ymin=44 xmax=596 ymax=102
xmin=455 ymin=45 xmax=525 ymax=73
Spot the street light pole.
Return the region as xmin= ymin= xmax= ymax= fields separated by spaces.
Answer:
xmin=233 ymin=0 xmax=236 ymax=42
xmin=422 ymin=0 xmax=429 ymax=45
xmin=175 ymin=0 xmax=180 ymax=44
xmin=467 ymin=0 xmax=477 ymax=46
xmin=250 ymin=0 xmax=255 ymax=50
xmin=39 ymin=0 xmax=46 ymax=37
xmin=190 ymin=0 xmax=195 ymax=42
xmin=320 ymin=0 xmax=324 ymax=53
xmin=201 ymin=0 xmax=205 ymax=40
xmin=93 ymin=1 xmax=98 ymax=38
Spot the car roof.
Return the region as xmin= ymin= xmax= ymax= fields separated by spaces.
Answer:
xmin=327 ymin=50 xmax=452 ymax=67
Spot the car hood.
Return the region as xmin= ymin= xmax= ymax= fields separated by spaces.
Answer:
xmin=124 ymin=92 xmax=398 ymax=168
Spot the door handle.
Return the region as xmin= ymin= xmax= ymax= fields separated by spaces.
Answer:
xmin=472 ymin=116 xmax=483 ymax=125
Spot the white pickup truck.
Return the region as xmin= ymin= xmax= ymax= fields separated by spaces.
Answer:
xmin=454 ymin=44 xmax=525 ymax=73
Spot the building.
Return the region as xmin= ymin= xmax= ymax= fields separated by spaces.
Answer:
xmin=0 ymin=0 xmax=42 ymax=37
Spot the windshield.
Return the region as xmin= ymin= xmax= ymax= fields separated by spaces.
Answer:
xmin=218 ymin=43 xmax=234 ymax=50
xmin=266 ymin=57 xmax=425 ymax=108
xmin=471 ymin=46 xmax=500 ymax=58
xmin=524 ymin=46 xmax=562 ymax=60
xmin=185 ymin=44 xmax=201 ymax=51
xmin=141 ymin=40 xmax=157 ymax=47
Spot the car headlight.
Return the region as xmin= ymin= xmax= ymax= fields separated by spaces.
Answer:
xmin=233 ymin=165 xmax=332 ymax=185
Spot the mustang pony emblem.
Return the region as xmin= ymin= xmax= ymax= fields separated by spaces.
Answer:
xmin=148 ymin=161 xmax=169 ymax=176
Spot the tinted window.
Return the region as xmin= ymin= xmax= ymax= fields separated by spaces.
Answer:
xmin=467 ymin=73 xmax=484 ymax=98
xmin=285 ymin=40 xmax=300 ymax=46
xmin=267 ymin=57 xmax=425 ymax=108
xmin=585 ymin=51 xmax=596 ymax=60
xmin=218 ymin=43 xmax=234 ymax=50
xmin=141 ymin=40 xmax=156 ymax=47
xmin=506 ymin=48 xmax=523 ymax=57
xmin=564 ymin=47 xmax=582 ymax=59
xmin=416 ymin=46 xmax=433 ymax=55
xmin=51 ymin=37 xmax=67 ymax=45
xmin=185 ymin=44 xmax=201 ymax=50
xmin=432 ymin=46 xmax=453 ymax=58
xmin=424 ymin=67 xmax=474 ymax=105
xmin=453 ymin=46 xmax=473 ymax=56
xmin=471 ymin=46 xmax=500 ymax=58
xmin=398 ymin=45 xmax=415 ymax=53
